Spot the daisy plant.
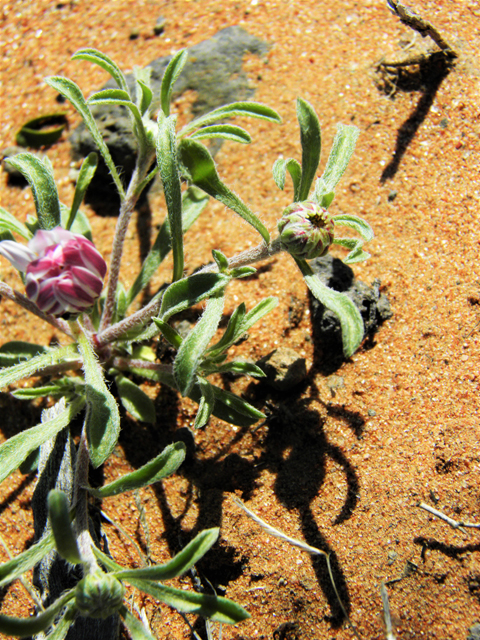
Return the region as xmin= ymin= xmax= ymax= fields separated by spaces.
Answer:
xmin=0 ymin=48 xmax=372 ymax=638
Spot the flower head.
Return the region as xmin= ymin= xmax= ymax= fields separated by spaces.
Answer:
xmin=277 ymin=201 xmax=334 ymax=260
xmin=0 ymin=226 xmax=107 ymax=317
xmin=75 ymin=571 xmax=124 ymax=619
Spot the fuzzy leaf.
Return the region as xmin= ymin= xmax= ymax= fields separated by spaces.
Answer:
xmin=0 ymin=341 xmax=48 ymax=367
xmin=296 ymin=98 xmax=322 ymax=201
xmin=45 ymin=76 xmax=125 ymax=198
xmin=48 ymin=490 xmax=82 ymax=564
xmin=0 ymin=344 xmax=79 ymax=389
xmin=87 ymin=89 xmax=147 ymax=147
xmin=272 ymin=158 xmax=302 ymax=200
xmin=159 ymin=272 xmax=231 ymax=322
xmin=316 ymin=124 xmax=359 ymax=197
xmin=332 ymin=214 xmax=374 ymax=242
xmin=179 ymin=101 xmax=281 ymax=137
xmin=66 ymin=152 xmax=98 ymax=231
xmin=152 ymin=318 xmax=183 ymax=349
xmin=178 ymin=138 xmax=270 ymax=243
xmin=72 ymin=48 xmax=129 ymax=93
xmin=0 ymin=207 xmax=32 ymax=240
xmin=4 ymin=154 xmax=60 ymax=230
xmin=157 ymin=114 xmax=184 ymax=281
xmin=120 ymin=606 xmax=155 ymax=640
xmin=77 ymin=329 xmax=120 ymax=468
xmin=160 ymin=49 xmax=188 ymax=116
xmin=115 ymin=374 xmax=156 ymax=423
xmin=0 ymin=532 xmax=55 ymax=588
xmin=87 ymin=441 xmax=186 ymax=498
xmin=194 ymin=377 xmax=216 ymax=429
xmin=174 ymin=292 xmax=225 ymax=396
xmin=0 ymin=395 xmax=85 ymax=486
xmin=0 ymin=591 xmax=75 ymax=637
xmin=296 ymin=258 xmax=364 ymax=357
xmin=115 ymin=528 xmax=219 ymax=581
xmin=190 ymin=124 xmax=251 ymax=144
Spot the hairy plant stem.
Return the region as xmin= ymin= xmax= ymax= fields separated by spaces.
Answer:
xmin=99 ymin=152 xmax=155 ymax=333
xmin=197 ymin=238 xmax=283 ymax=274
xmin=0 ymin=281 xmax=73 ymax=337
xmin=73 ymin=431 xmax=98 ymax=573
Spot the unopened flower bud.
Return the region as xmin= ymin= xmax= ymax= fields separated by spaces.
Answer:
xmin=0 ymin=226 xmax=107 ymax=317
xmin=75 ymin=571 xmax=124 ymax=619
xmin=278 ymin=201 xmax=334 ymax=260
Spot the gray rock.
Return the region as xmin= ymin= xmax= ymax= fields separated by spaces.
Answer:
xmin=468 ymin=623 xmax=480 ymax=640
xmin=309 ymin=254 xmax=392 ymax=370
xmin=69 ymin=27 xmax=269 ymax=209
xmin=257 ymin=347 xmax=307 ymax=391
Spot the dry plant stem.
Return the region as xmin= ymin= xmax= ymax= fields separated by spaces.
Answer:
xmin=418 ymin=502 xmax=480 ymax=533
xmin=0 ymin=281 xmax=73 ymax=337
xmin=386 ymin=0 xmax=457 ymax=57
xmin=380 ymin=583 xmax=396 ymax=640
xmin=198 ymin=239 xmax=282 ymax=275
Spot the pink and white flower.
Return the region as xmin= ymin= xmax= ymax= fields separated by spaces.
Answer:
xmin=0 ymin=227 xmax=107 ymax=316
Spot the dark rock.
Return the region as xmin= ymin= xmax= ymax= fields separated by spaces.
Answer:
xmin=153 ymin=16 xmax=166 ymax=35
xmin=69 ymin=27 xmax=269 ymax=212
xmin=309 ymin=254 xmax=392 ymax=371
xmin=257 ymin=347 xmax=307 ymax=391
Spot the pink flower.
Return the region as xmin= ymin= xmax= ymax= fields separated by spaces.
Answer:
xmin=0 ymin=227 xmax=107 ymax=316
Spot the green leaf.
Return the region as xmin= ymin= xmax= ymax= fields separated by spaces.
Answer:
xmin=0 ymin=344 xmax=79 ymax=389
xmin=87 ymin=89 xmax=147 ymax=148
xmin=77 ymin=328 xmax=120 ymax=468
xmin=204 ymin=360 xmax=265 ymax=378
xmin=72 ymin=48 xmax=129 ymax=94
xmin=160 ymin=49 xmax=188 ymax=116
xmin=156 ymin=114 xmax=184 ymax=281
xmin=174 ymin=292 xmax=225 ymax=396
xmin=115 ymin=374 xmax=156 ymax=423
xmin=43 ymin=603 xmax=76 ymax=640
xmin=45 ymin=76 xmax=125 ymax=198
xmin=316 ymin=123 xmax=359 ymax=197
xmin=296 ymin=98 xmax=321 ymax=201
xmin=0 ymin=341 xmax=48 ymax=367
xmin=47 ymin=490 xmax=82 ymax=564
xmin=178 ymin=138 xmax=270 ymax=243
xmin=11 ymin=377 xmax=80 ymax=400
xmin=295 ymin=258 xmax=364 ymax=357
xmin=134 ymin=65 xmax=153 ymax=116
xmin=4 ymin=154 xmax=60 ymax=230
xmin=332 ymin=214 xmax=374 ymax=242
xmin=87 ymin=441 xmax=186 ymax=498
xmin=194 ymin=377 xmax=215 ymax=429
xmin=66 ymin=152 xmax=98 ymax=231
xmin=115 ymin=528 xmax=219 ymax=582
xmin=159 ymin=272 xmax=231 ymax=322
xmin=0 ymin=590 xmax=75 ymax=638
xmin=0 ymin=207 xmax=32 ymax=240
xmin=120 ymin=606 xmax=155 ymax=640
xmin=136 ymin=79 xmax=153 ymax=117
xmin=190 ymin=124 xmax=251 ymax=144
xmin=229 ymin=266 xmax=257 ymax=279
xmin=0 ymin=531 xmax=55 ymax=588
xmin=60 ymin=202 xmax=92 ymax=241
xmin=0 ymin=395 xmax=85 ymax=486
xmin=126 ymin=186 xmax=209 ymax=307
xmin=212 ymin=249 xmax=229 ymax=272
xmin=152 ymin=318 xmax=183 ymax=349
xmin=272 ymin=158 xmax=302 ymax=200
xmin=179 ymin=101 xmax=281 ymax=137
xmin=124 ymin=578 xmax=250 ymax=624
xmin=333 ymin=238 xmax=371 ymax=264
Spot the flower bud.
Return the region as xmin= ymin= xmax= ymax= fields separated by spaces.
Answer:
xmin=75 ymin=571 xmax=124 ymax=619
xmin=277 ymin=201 xmax=334 ymax=260
xmin=0 ymin=226 xmax=107 ymax=317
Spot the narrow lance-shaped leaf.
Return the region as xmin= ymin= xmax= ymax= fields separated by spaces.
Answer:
xmin=178 ymin=138 xmax=270 ymax=243
xmin=126 ymin=186 xmax=209 ymax=307
xmin=66 ymin=152 xmax=98 ymax=231
xmin=115 ymin=528 xmax=219 ymax=581
xmin=296 ymin=98 xmax=321 ymax=201
xmin=159 ymin=272 xmax=231 ymax=322
xmin=0 ymin=590 xmax=75 ymax=638
xmin=86 ymin=441 xmax=186 ymax=498
xmin=316 ymin=123 xmax=359 ymax=198
xmin=190 ymin=124 xmax=251 ymax=144
xmin=87 ymin=89 xmax=148 ymax=148
xmin=134 ymin=64 xmax=153 ymax=115
xmin=295 ymin=257 xmax=364 ymax=357
xmin=0 ymin=344 xmax=79 ymax=390
xmin=47 ymin=490 xmax=82 ymax=564
xmin=174 ymin=292 xmax=225 ymax=396
xmin=194 ymin=377 xmax=216 ymax=429
xmin=115 ymin=374 xmax=156 ymax=424
xmin=272 ymin=158 xmax=302 ymax=200
xmin=332 ymin=214 xmax=374 ymax=242
xmin=157 ymin=114 xmax=184 ymax=281
xmin=152 ymin=318 xmax=183 ymax=349
xmin=0 ymin=341 xmax=48 ymax=367
xmin=72 ymin=48 xmax=129 ymax=94
xmin=333 ymin=238 xmax=371 ymax=264
xmin=45 ymin=76 xmax=125 ymax=198
xmin=0 ymin=207 xmax=32 ymax=240
xmin=77 ymin=327 xmax=121 ymax=468
xmin=42 ymin=603 xmax=77 ymax=640
xmin=125 ymin=578 xmax=250 ymax=624
xmin=160 ymin=49 xmax=188 ymax=116
xmin=0 ymin=532 xmax=55 ymax=588
xmin=4 ymin=154 xmax=60 ymax=230
xmin=0 ymin=395 xmax=85 ymax=487
xmin=60 ymin=202 xmax=92 ymax=240
xmin=179 ymin=101 xmax=281 ymax=137
xmin=120 ymin=606 xmax=156 ymax=640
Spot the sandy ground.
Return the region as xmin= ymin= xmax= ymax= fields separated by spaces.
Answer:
xmin=1 ymin=1 xmax=480 ymax=638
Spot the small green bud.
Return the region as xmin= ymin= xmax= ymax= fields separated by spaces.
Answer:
xmin=75 ymin=571 xmax=124 ymax=619
xmin=278 ymin=201 xmax=334 ymax=260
